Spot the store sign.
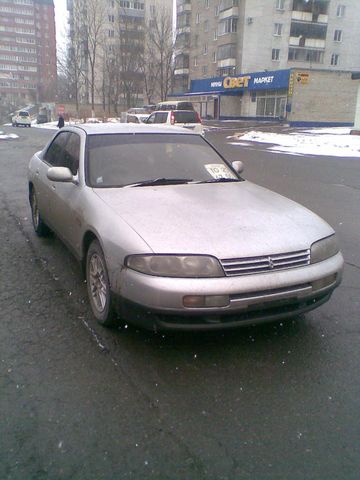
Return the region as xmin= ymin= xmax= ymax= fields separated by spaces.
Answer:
xmin=190 ymin=69 xmax=291 ymax=95
xmin=296 ymin=72 xmax=309 ymax=84
xmin=223 ymin=76 xmax=251 ymax=89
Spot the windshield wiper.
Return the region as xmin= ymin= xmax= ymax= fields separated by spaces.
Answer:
xmin=124 ymin=178 xmax=193 ymax=187
xmin=195 ymin=178 xmax=241 ymax=184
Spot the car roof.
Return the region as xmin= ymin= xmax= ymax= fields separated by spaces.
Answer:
xmin=68 ymin=123 xmax=198 ymax=135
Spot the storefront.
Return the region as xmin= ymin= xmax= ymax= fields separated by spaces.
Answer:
xmin=171 ymin=68 xmax=357 ymax=126
xmin=177 ymin=69 xmax=291 ymax=121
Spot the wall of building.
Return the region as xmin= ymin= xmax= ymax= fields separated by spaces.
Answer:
xmin=288 ymin=69 xmax=357 ymax=125
xmin=219 ymin=94 xmax=242 ymax=118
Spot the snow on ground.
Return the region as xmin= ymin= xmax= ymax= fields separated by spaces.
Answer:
xmin=0 ymin=130 xmax=18 ymax=140
xmin=229 ymin=127 xmax=360 ymax=157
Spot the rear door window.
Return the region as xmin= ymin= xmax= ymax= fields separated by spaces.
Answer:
xmin=174 ymin=111 xmax=199 ymax=123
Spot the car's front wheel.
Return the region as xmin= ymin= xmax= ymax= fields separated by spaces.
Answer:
xmin=86 ymin=240 xmax=117 ymax=327
xmin=30 ymin=188 xmax=50 ymax=237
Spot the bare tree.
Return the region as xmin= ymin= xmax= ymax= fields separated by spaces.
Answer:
xmin=106 ymin=4 xmax=144 ymax=110
xmin=79 ymin=0 xmax=107 ymax=117
xmin=144 ymin=6 xmax=174 ymax=102
xmin=57 ymin=42 xmax=83 ymax=115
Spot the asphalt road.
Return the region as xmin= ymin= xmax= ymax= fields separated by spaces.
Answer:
xmin=0 ymin=124 xmax=359 ymax=480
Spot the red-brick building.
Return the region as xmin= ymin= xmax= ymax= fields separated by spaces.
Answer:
xmin=0 ymin=0 xmax=57 ymax=109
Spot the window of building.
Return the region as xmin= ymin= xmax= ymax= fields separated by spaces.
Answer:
xmin=276 ymin=0 xmax=285 ymax=10
xmin=108 ymin=14 xmax=114 ymax=22
xmin=217 ymin=43 xmax=236 ymax=60
xmin=272 ymin=48 xmax=280 ymax=61
xmin=334 ymin=29 xmax=342 ymax=41
xmin=214 ymin=29 xmax=218 ymax=40
xmin=204 ymin=20 xmax=209 ymax=32
xmin=194 ymin=56 xmax=198 ymax=66
xmin=331 ymin=53 xmax=339 ymax=65
xmin=150 ymin=5 xmax=155 ymax=16
xmin=214 ymin=5 xmax=219 ymax=16
xmin=218 ymin=17 xmax=237 ymax=35
xmin=203 ymin=42 xmax=208 ymax=54
xmin=204 ymin=0 xmax=209 ymax=8
xmin=288 ymin=47 xmax=324 ymax=63
xmin=212 ymin=51 xmax=217 ymax=62
xmin=202 ymin=65 xmax=208 ymax=76
xmin=273 ymin=23 xmax=282 ymax=36
xmin=336 ymin=5 xmax=345 ymax=17
xmin=217 ymin=66 xmax=236 ymax=76
xmin=108 ymin=29 xmax=114 ymax=37
xmin=196 ymin=13 xmax=200 ymax=24
xmin=194 ymin=34 xmax=199 ymax=47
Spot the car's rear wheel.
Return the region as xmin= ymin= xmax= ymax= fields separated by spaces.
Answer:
xmin=86 ymin=240 xmax=117 ymax=327
xmin=30 ymin=188 xmax=51 ymax=237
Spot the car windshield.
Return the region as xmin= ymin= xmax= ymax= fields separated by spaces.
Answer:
xmin=86 ymin=133 xmax=239 ymax=188
xmin=19 ymin=111 xmax=29 ymax=116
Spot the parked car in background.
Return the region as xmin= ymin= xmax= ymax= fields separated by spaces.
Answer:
xmin=142 ymin=104 xmax=156 ymax=112
xmin=125 ymin=108 xmax=150 ymax=123
xmin=36 ymin=113 xmax=48 ymax=124
xmin=28 ymin=123 xmax=343 ymax=331
xmin=145 ymin=109 xmax=203 ymax=133
xmin=155 ymin=100 xmax=195 ymax=111
xmin=12 ymin=111 xmax=31 ymax=127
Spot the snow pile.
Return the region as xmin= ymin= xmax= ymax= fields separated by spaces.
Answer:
xmin=229 ymin=127 xmax=360 ymax=157
xmin=31 ymin=121 xmax=59 ymax=130
xmin=0 ymin=130 xmax=18 ymax=140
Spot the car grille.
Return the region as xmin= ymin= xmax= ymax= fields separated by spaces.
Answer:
xmin=220 ymin=249 xmax=310 ymax=276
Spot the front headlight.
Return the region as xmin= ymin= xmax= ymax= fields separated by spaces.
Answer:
xmin=311 ymin=235 xmax=339 ymax=264
xmin=125 ymin=254 xmax=225 ymax=278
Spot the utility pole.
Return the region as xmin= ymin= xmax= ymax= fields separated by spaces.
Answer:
xmin=351 ymin=72 xmax=360 ymax=135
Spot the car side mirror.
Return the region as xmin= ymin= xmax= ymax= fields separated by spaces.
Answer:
xmin=232 ymin=160 xmax=244 ymax=174
xmin=47 ymin=167 xmax=74 ymax=183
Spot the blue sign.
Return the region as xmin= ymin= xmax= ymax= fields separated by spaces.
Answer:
xmin=189 ymin=69 xmax=291 ymax=95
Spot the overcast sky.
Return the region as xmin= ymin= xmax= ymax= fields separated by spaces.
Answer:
xmin=54 ymin=0 xmax=68 ymax=58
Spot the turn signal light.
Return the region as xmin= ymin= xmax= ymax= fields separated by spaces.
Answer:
xmin=183 ymin=295 xmax=229 ymax=308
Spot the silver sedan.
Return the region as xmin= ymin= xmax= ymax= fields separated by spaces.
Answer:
xmin=28 ymin=124 xmax=343 ymax=331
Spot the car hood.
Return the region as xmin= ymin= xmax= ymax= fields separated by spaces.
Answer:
xmin=94 ymin=182 xmax=333 ymax=258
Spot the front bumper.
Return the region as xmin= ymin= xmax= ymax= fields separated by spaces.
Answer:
xmin=110 ymin=252 xmax=343 ymax=331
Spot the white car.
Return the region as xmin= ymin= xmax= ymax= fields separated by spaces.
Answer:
xmin=28 ymin=123 xmax=343 ymax=331
xmin=12 ymin=111 xmax=31 ymax=127
xmin=125 ymin=108 xmax=150 ymax=123
xmin=146 ymin=110 xmax=203 ymax=134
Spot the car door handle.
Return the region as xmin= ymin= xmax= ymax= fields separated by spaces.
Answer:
xmin=35 ymin=169 xmax=40 ymax=175
xmin=52 ymin=184 xmax=56 ymax=190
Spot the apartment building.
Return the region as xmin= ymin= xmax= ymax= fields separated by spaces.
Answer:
xmin=173 ymin=0 xmax=360 ymax=125
xmin=67 ymin=0 xmax=173 ymax=113
xmin=0 ymin=0 xmax=57 ymax=109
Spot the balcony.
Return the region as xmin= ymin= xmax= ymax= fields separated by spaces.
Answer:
xmin=217 ymin=58 xmax=236 ymax=68
xmin=174 ymin=68 xmax=190 ymax=76
xmin=292 ymin=11 xmax=328 ymax=23
xmin=176 ymin=25 xmax=191 ymax=34
xmin=289 ymin=36 xmax=325 ymax=48
xmin=219 ymin=7 xmax=239 ymax=20
xmin=177 ymin=3 xmax=191 ymax=14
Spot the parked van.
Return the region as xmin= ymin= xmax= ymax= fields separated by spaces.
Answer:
xmin=155 ymin=100 xmax=194 ymax=111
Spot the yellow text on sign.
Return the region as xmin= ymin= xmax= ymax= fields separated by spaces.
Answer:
xmin=223 ymin=76 xmax=251 ymax=89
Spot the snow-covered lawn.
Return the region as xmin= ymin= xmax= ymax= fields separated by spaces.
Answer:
xmin=228 ymin=127 xmax=360 ymax=157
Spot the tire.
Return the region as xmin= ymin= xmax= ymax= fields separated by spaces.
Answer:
xmin=30 ymin=188 xmax=51 ymax=237
xmin=86 ymin=240 xmax=117 ymax=327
